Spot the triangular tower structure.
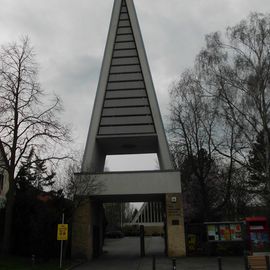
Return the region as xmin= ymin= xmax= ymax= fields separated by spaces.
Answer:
xmin=82 ymin=0 xmax=172 ymax=172
xmin=72 ymin=0 xmax=186 ymax=259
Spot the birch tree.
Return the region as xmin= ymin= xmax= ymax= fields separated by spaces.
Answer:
xmin=198 ymin=13 xmax=270 ymax=205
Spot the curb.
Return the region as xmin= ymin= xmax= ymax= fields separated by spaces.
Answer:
xmin=65 ymin=260 xmax=87 ymax=270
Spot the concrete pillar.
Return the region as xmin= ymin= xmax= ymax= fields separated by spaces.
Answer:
xmin=72 ymin=198 xmax=105 ymax=260
xmin=165 ymin=193 xmax=186 ymax=257
xmin=72 ymin=198 xmax=93 ymax=260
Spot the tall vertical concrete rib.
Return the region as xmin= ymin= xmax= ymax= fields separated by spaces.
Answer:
xmin=82 ymin=0 xmax=172 ymax=172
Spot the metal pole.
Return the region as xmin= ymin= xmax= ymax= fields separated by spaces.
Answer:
xmin=265 ymin=256 xmax=270 ymax=270
xmin=140 ymin=225 xmax=145 ymax=257
xmin=152 ymin=255 xmax=156 ymax=270
xmin=120 ymin=203 xmax=123 ymax=228
xmin=59 ymin=213 xmax=64 ymax=269
xmin=218 ymin=257 xmax=222 ymax=270
xmin=244 ymin=256 xmax=249 ymax=270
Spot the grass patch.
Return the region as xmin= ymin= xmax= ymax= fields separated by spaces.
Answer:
xmin=0 ymin=256 xmax=73 ymax=270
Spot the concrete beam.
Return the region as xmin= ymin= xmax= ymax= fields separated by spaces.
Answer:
xmin=75 ymin=170 xmax=181 ymax=198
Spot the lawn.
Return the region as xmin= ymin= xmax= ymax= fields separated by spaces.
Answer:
xmin=0 ymin=256 xmax=74 ymax=270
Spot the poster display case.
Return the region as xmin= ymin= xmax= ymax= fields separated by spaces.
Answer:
xmin=205 ymin=222 xmax=243 ymax=242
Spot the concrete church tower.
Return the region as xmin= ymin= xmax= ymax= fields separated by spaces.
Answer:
xmin=72 ymin=0 xmax=186 ymax=259
xmin=82 ymin=0 xmax=172 ymax=172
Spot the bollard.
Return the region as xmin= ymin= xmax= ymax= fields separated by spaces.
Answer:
xmin=140 ymin=225 xmax=145 ymax=257
xmin=244 ymin=256 xmax=249 ymax=270
xmin=266 ymin=256 xmax=270 ymax=270
xmin=152 ymin=255 xmax=156 ymax=270
xmin=172 ymin=258 xmax=176 ymax=270
xmin=31 ymin=254 xmax=35 ymax=267
xmin=218 ymin=257 xmax=222 ymax=270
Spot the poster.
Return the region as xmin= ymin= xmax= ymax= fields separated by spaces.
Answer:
xmin=207 ymin=225 xmax=219 ymax=241
xmin=220 ymin=225 xmax=231 ymax=241
xmin=206 ymin=222 xmax=243 ymax=242
xmin=230 ymin=224 xmax=242 ymax=240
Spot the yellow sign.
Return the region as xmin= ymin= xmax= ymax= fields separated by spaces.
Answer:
xmin=57 ymin=224 xmax=68 ymax=241
xmin=187 ymin=234 xmax=196 ymax=251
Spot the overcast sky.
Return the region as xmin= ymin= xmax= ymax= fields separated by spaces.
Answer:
xmin=0 ymin=0 xmax=270 ymax=171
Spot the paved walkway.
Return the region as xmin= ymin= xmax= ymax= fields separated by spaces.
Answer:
xmin=74 ymin=237 xmax=245 ymax=270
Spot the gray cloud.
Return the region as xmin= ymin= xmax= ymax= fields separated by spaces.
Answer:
xmin=0 ymin=0 xmax=270 ymax=170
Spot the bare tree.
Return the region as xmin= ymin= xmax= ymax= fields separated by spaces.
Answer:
xmin=54 ymin=151 xmax=104 ymax=202
xmin=169 ymin=70 xmax=224 ymax=221
xmin=169 ymin=68 xmax=250 ymax=221
xmin=0 ymin=37 xmax=71 ymax=255
xmin=169 ymin=70 xmax=218 ymax=161
xmin=198 ymin=13 xmax=270 ymax=203
xmin=169 ymin=13 xmax=270 ymax=221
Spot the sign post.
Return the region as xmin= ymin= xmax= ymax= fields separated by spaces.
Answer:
xmin=57 ymin=213 xmax=68 ymax=269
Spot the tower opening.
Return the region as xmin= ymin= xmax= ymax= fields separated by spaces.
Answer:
xmin=105 ymin=154 xmax=159 ymax=172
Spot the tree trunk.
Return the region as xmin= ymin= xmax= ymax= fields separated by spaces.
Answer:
xmin=1 ymin=177 xmax=15 ymax=255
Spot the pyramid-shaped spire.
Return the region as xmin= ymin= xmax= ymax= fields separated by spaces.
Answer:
xmin=99 ymin=0 xmax=155 ymax=136
xmin=82 ymin=0 xmax=173 ymax=172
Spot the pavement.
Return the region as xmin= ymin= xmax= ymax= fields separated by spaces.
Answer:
xmin=74 ymin=237 xmax=246 ymax=270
